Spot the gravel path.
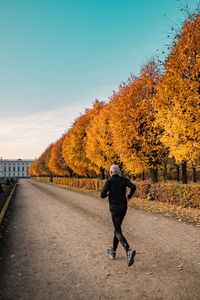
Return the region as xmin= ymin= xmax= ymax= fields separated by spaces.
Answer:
xmin=0 ymin=179 xmax=200 ymax=300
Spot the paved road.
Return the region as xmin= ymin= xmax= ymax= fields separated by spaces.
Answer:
xmin=0 ymin=179 xmax=200 ymax=300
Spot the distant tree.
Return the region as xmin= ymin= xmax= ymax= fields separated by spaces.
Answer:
xmin=85 ymin=103 xmax=120 ymax=178
xmin=28 ymin=159 xmax=41 ymax=176
xmin=62 ymin=100 xmax=104 ymax=177
xmin=34 ymin=144 xmax=53 ymax=176
xmin=48 ymin=136 xmax=71 ymax=176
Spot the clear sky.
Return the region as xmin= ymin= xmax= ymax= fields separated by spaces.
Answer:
xmin=0 ymin=0 xmax=198 ymax=159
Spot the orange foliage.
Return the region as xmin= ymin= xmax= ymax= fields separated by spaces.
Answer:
xmin=48 ymin=136 xmax=71 ymax=176
xmin=110 ymin=61 xmax=167 ymax=176
xmin=62 ymin=100 xmax=104 ymax=176
xmin=29 ymin=159 xmax=41 ymax=176
xmin=85 ymin=103 xmax=120 ymax=173
xmin=29 ymin=144 xmax=53 ymax=176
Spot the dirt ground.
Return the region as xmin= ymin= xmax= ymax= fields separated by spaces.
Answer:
xmin=0 ymin=179 xmax=200 ymax=300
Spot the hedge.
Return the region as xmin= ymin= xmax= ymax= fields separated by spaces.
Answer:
xmin=53 ymin=177 xmax=104 ymax=191
xmin=33 ymin=177 xmax=200 ymax=209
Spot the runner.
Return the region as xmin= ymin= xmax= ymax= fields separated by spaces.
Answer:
xmin=100 ymin=164 xmax=136 ymax=266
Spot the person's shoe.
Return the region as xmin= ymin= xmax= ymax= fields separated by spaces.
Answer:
xmin=126 ymin=249 xmax=136 ymax=266
xmin=107 ymin=247 xmax=116 ymax=260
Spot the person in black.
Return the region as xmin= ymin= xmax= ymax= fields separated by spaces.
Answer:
xmin=100 ymin=164 xmax=136 ymax=266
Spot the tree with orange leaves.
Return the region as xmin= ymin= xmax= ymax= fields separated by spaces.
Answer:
xmin=32 ymin=144 xmax=53 ymax=176
xmin=48 ymin=136 xmax=71 ymax=176
xmin=110 ymin=61 xmax=167 ymax=182
xmin=28 ymin=159 xmax=41 ymax=176
xmin=85 ymin=103 xmax=120 ymax=178
xmin=62 ymin=100 xmax=104 ymax=177
xmin=29 ymin=144 xmax=53 ymax=176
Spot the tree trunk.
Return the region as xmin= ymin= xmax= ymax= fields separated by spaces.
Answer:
xmin=66 ymin=170 xmax=73 ymax=177
xmin=182 ymin=161 xmax=188 ymax=184
xmin=176 ymin=164 xmax=180 ymax=182
xmin=168 ymin=167 xmax=173 ymax=180
xmin=100 ymin=167 xmax=105 ymax=180
xmin=164 ymin=163 xmax=167 ymax=181
xmin=150 ymin=167 xmax=158 ymax=184
xmin=192 ymin=166 xmax=197 ymax=183
xmin=141 ymin=171 xmax=145 ymax=181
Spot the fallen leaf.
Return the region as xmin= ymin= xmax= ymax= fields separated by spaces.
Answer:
xmin=177 ymin=263 xmax=183 ymax=270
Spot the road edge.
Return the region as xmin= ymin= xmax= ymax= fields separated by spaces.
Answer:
xmin=0 ymin=184 xmax=17 ymax=225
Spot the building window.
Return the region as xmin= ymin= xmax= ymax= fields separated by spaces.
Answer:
xmin=13 ymin=167 xmax=15 ymax=171
xmin=4 ymin=173 xmax=6 ymax=177
xmin=22 ymin=166 xmax=24 ymax=171
xmin=18 ymin=173 xmax=19 ymax=177
xmin=18 ymin=167 xmax=20 ymax=171
xmin=13 ymin=173 xmax=15 ymax=177
xmin=9 ymin=173 xmax=11 ymax=177
xmin=9 ymin=167 xmax=11 ymax=171
xmin=4 ymin=167 xmax=6 ymax=171
xmin=22 ymin=173 xmax=24 ymax=177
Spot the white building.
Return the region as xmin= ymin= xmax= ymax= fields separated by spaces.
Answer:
xmin=0 ymin=158 xmax=34 ymax=178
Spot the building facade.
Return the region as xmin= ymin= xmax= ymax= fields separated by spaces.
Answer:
xmin=0 ymin=158 xmax=34 ymax=178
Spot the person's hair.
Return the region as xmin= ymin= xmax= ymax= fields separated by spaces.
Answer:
xmin=109 ymin=164 xmax=120 ymax=175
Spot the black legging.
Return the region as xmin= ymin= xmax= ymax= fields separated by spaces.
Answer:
xmin=111 ymin=208 xmax=130 ymax=252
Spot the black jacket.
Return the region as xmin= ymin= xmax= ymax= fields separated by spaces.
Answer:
xmin=100 ymin=174 xmax=136 ymax=211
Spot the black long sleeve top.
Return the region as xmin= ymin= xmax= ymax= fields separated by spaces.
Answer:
xmin=100 ymin=174 xmax=136 ymax=211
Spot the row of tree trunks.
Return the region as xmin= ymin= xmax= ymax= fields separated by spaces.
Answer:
xmin=139 ymin=162 xmax=197 ymax=184
xmin=45 ymin=163 xmax=197 ymax=184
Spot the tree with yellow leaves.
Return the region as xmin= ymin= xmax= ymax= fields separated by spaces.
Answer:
xmin=110 ymin=61 xmax=167 ymax=183
xmin=62 ymin=100 xmax=104 ymax=177
xmin=154 ymin=12 xmax=200 ymax=183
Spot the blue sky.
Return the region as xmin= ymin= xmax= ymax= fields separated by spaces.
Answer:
xmin=0 ymin=0 xmax=198 ymax=158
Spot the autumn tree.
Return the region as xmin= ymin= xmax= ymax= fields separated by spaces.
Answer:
xmin=48 ymin=136 xmax=72 ymax=176
xmin=29 ymin=144 xmax=53 ymax=176
xmin=28 ymin=159 xmax=41 ymax=176
xmin=62 ymin=100 xmax=104 ymax=177
xmin=110 ymin=61 xmax=168 ymax=183
xmin=34 ymin=144 xmax=53 ymax=176
xmin=154 ymin=12 xmax=200 ymax=183
xmin=85 ymin=103 xmax=120 ymax=178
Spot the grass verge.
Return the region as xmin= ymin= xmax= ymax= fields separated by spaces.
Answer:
xmin=0 ymin=184 xmax=17 ymax=225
